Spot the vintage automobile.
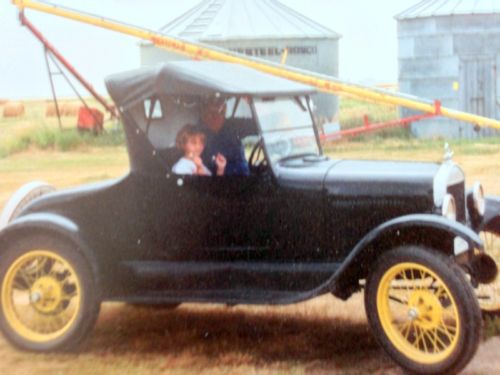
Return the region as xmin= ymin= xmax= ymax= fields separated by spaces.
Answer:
xmin=0 ymin=61 xmax=498 ymax=374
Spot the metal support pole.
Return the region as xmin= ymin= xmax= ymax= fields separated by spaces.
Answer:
xmin=44 ymin=47 xmax=62 ymax=130
xmin=19 ymin=10 xmax=117 ymax=118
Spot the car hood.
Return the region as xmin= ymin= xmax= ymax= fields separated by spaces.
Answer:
xmin=324 ymin=159 xmax=440 ymax=197
xmin=275 ymin=157 xmax=440 ymax=197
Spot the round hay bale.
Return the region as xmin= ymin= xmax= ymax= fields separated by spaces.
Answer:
xmin=45 ymin=103 xmax=57 ymax=117
xmin=2 ymin=102 xmax=25 ymax=118
xmin=60 ymin=103 xmax=79 ymax=117
xmin=0 ymin=99 xmax=8 ymax=106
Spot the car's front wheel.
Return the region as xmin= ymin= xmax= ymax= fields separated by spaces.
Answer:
xmin=476 ymin=230 xmax=500 ymax=315
xmin=365 ymin=246 xmax=481 ymax=375
xmin=0 ymin=235 xmax=100 ymax=352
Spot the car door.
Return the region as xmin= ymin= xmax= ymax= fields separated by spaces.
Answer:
xmin=178 ymin=174 xmax=277 ymax=261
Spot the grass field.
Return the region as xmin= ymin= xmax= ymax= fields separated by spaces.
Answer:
xmin=0 ymin=99 xmax=499 ymax=373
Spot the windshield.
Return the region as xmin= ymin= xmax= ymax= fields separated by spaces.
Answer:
xmin=254 ymin=97 xmax=320 ymax=164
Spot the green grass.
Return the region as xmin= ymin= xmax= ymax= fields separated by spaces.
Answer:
xmin=0 ymin=127 xmax=124 ymax=158
xmin=339 ymin=98 xmax=399 ymax=128
xmin=0 ymin=98 xmax=123 ymax=158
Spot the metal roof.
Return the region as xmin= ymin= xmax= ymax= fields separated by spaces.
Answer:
xmin=105 ymin=61 xmax=316 ymax=110
xmin=158 ymin=0 xmax=340 ymax=41
xmin=396 ymin=0 xmax=500 ymax=20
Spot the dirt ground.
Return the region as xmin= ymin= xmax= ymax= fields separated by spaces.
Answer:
xmin=0 ymin=143 xmax=499 ymax=374
xmin=0 ymin=297 xmax=498 ymax=374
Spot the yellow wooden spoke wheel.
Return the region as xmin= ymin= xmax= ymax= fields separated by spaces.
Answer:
xmin=2 ymin=250 xmax=81 ymax=343
xmin=476 ymin=231 xmax=500 ymax=314
xmin=365 ymin=246 xmax=481 ymax=375
xmin=377 ymin=263 xmax=459 ymax=364
xmin=0 ymin=236 xmax=100 ymax=352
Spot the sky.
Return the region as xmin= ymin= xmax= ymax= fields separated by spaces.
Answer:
xmin=0 ymin=0 xmax=418 ymax=99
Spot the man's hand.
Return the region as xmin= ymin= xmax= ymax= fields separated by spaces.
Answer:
xmin=215 ymin=153 xmax=227 ymax=176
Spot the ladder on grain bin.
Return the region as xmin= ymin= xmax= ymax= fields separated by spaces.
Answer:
xmin=12 ymin=0 xmax=500 ymax=133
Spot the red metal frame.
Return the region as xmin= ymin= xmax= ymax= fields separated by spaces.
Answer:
xmin=321 ymin=100 xmax=442 ymax=141
xmin=20 ymin=12 xmax=117 ymax=118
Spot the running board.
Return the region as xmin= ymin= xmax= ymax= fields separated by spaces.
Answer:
xmin=117 ymin=261 xmax=340 ymax=301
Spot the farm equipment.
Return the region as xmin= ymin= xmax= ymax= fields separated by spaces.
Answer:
xmin=18 ymin=10 xmax=117 ymax=130
xmin=10 ymin=0 xmax=500 ymax=134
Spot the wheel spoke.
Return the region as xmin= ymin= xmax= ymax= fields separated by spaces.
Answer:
xmin=404 ymin=321 xmax=413 ymax=340
xmin=17 ymin=268 xmax=36 ymax=287
xmin=389 ymin=294 xmax=408 ymax=305
xmin=436 ymin=320 xmax=455 ymax=342
xmin=420 ymin=327 xmax=430 ymax=353
xmin=412 ymin=324 xmax=421 ymax=348
xmin=12 ymin=277 xmax=29 ymax=290
xmin=432 ymin=328 xmax=450 ymax=351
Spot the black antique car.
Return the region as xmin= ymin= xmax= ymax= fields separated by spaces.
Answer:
xmin=0 ymin=61 xmax=498 ymax=374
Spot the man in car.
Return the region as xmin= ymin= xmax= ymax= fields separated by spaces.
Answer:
xmin=199 ymin=97 xmax=250 ymax=176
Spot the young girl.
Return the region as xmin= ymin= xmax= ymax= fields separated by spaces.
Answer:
xmin=172 ymin=124 xmax=226 ymax=176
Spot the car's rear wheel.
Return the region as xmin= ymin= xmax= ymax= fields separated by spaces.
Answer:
xmin=365 ymin=246 xmax=481 ymax=374
xmin=0 ymin=235 xmax=100 ymax=352
xmin=476 ymin=230 xmax=500 ymax=315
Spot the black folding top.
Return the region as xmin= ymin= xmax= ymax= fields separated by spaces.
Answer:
xmin=105 ymin=60 xmax=316 ymax=109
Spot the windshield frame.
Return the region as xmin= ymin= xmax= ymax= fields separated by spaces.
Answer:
xmin=250 ymin=95 xmax=323 ymax=168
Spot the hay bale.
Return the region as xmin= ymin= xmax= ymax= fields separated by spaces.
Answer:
xmin=60 ymin=103 xmax=79 ymax=116
xmin=0 ymin=99 xmax=8 ymax=106
xmin=45 ymin=102 xmax=79 ymax=117
xmin=45 ymin=103 xmax=58 ymax=117
xmin=3 ymin=102 xmax=25 ymax=118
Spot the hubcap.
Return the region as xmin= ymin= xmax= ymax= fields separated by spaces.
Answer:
xmin=31 ymin=276 xmax=63 ymax=314
xmin=407 ymin=291 xmax=442 ymax=330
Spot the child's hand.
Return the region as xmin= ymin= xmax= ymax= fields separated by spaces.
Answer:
xmin=192 ymin=156 xmax=210 ymax=175
xmin=193 ymin=156 xmax=203 ymax=167
xmin=215 ymin=153 xmax=226 ymax=176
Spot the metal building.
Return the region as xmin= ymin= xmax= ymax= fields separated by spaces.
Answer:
xmin=396 ymin=0 xmax=500 ymax=139
xmin=140 ymin=0 xmax=341 ymax=122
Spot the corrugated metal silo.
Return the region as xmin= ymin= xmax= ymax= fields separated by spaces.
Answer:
xmin=140 ymin=0 xmax=341 ymax=122
xmin=396 ymin=0 xmax=500 ymax=139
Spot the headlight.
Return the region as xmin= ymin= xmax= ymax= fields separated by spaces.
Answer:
xmin=472 ymin=182 xmax=485 ymax=216
xmin=442 ymin=194 xmax=457 ymax=221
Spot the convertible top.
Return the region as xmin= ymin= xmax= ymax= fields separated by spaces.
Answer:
xmin=105 ymin=61 xmax=316 ymax=110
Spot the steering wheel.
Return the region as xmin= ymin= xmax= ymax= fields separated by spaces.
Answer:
xmin=248 ymin=139 xmax=268 ymax=174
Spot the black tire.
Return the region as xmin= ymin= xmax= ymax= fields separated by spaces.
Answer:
xmin=477 ymin=230 xmax=500 ymax=315
xmin=0 ymin=234 xmax=100 ymax=352
xmin=365 ymin=246 xmax=481 ymax=375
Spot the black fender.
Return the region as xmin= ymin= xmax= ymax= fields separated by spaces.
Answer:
xmin=329 ymin=214 xmax=483 ymax=299
xmin=0 ymin=213 xmax=99 ymax=285
xmin=480 ymin=195 xmax=500 ymax=233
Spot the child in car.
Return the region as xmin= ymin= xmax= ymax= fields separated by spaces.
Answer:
xmin=172 ymin=124 xmax=226 ymax=176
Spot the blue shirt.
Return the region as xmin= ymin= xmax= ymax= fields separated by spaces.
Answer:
xmin=201 ymin=121 xmax=250 ymax=176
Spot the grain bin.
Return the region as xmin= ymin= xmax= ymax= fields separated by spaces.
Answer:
xmin=140 ymin=0 xmax=341 ymax=122
xmin=396 ymin=0 xmax=500 ymax=139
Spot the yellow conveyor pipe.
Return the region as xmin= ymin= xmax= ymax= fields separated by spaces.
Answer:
xmin=12 ymin=0 xmax=500 ymax=131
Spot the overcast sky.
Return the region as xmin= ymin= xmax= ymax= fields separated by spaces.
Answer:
xmin=0 ymin=0 xmax=417 ymax=99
